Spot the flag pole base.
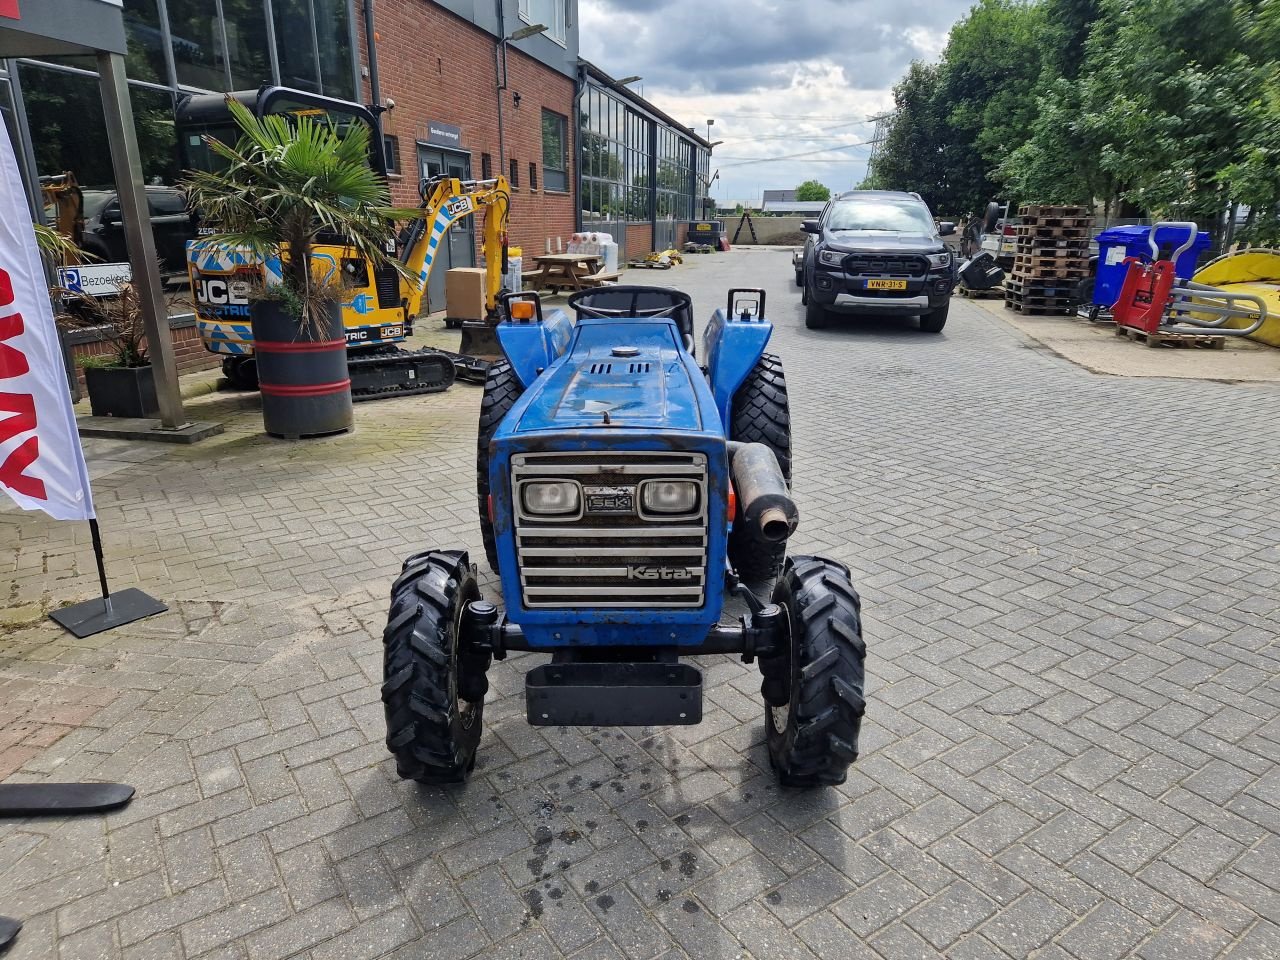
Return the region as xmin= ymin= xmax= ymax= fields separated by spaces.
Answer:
xmin=49 ymin=588 xmax=166 ymax=638
xmin=0 ymin=916 xmax=19 ymax=953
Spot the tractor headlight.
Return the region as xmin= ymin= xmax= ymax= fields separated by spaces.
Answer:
xmin=641 ymin=480 xmax=699 ymax=515
xmin=927 ymin=251 xmax=952 ymax=269
xmin=522 ymin=481 xmax=581 ymax=516
xmin=818 ymin=249 xmax=847 ymax=268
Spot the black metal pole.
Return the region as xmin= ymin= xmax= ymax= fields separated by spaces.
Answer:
xmin=88 ymin=519 xmax=113 ymax=613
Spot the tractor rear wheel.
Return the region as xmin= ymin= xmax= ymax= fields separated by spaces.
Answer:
xmin=728 ymin=353 xmax=792 ymax=584
xmin=763 ymin=556 xmax=866 ymax=787
xmin=382 ymin=550 xmax=490 ymax=784
xmin=477 ymin=361 xmax=523 ymax=570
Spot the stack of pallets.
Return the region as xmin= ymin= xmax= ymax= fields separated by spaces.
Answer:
xmin=1004 ymin=205 xmax=1093 ymax=316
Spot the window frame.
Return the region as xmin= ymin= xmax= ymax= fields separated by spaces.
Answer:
xmin=541 ymin=108 xmax=568 ymax=193
xmin=518 ymin=0 xmax=568 ymax=46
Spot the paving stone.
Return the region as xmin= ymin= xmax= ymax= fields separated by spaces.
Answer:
xmin=3 ymin=251 xmax=1279 ymax=960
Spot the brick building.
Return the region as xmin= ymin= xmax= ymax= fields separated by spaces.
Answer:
xmin=356 ymin=0 xmax=581 ymax=310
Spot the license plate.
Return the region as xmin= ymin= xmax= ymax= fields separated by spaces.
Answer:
xmin=380 ymin=325 xmax=403 ymax=339
xmin=865 ymin=279 xmax=908 ymax=291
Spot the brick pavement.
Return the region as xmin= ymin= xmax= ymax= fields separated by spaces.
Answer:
xmin=1 ymin=249 xmax=1278 ymax=959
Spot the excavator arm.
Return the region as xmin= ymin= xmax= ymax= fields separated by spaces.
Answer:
xmin=401 ymin=175 xmax=511 ymax=320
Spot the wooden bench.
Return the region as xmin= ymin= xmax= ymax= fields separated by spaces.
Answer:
xmin=519 ymin=267 xmax=545 ymax=290
xmin=581 ymin=270 xmax=620 ymax=288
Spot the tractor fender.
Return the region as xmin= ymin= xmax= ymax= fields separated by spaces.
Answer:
xmin=495 ymin=308 xmax=573 ymax=389
xmin=702 ymin=307 xmax=773 ymax=432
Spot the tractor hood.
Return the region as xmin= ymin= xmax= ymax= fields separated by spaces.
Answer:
xmin=512 ymin=318 xmax=706 ymax=434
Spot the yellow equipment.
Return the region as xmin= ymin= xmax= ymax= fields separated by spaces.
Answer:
xmin=177 ymin=86 xmax=514 ymax=395
xmin=1191 ymin=249 xmax=1280 ymax=348
xmin=39 ymin=172 xmax=84 ymax=264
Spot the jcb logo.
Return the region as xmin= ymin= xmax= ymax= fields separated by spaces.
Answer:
xmin=628 ymin=566 xmax=695 ymax=582
xmin=446 ymin=197 xmax=472 ymax=217
xmin=195 ymin=277 xmax=250 ymax=306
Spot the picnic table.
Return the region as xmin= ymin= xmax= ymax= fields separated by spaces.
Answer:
xmin=530 ymin=253 xmax=619 ymax=293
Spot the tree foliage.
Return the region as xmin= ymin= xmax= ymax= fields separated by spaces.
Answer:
xmin=794 ymin=180 xmax=832 ymax=202
xmin=865 ymin=0 xmax=1280 ymax=240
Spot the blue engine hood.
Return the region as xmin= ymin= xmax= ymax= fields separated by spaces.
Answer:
xmin=513 ymin=318 xmax=706 ymax=434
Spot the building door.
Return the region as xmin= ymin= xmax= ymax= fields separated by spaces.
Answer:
xmin=418 ymin=145 xmax=476 ymax=314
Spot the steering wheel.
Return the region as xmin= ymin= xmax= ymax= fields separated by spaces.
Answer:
xmin=566 ymin=286 xmax=692 ymax=321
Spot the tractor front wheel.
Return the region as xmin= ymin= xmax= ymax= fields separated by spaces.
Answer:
xmin=763 ymin=556 xmax=866 ymax=787
xmin=477 ymin=361 xmax=524 ymax=570
xmin=382 ymin=550 xmax=490 ymax=784
xmin=728 ymin=354 xmax=792 ymax=585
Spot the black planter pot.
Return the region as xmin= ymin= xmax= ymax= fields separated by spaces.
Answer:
xmin=84 ymin=365 xmax=159 ymax=419
xmin=250 ymin=299 xmax=353 ymax=439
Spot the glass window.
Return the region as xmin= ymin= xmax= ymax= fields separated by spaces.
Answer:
xmin=519 ymin=0 xmax=567 ymax=44
xmin=19 ymin=64 xmax=115 ymax=187
xmin=314 ymin=0 xmax=355 ymax=99
xmin=123 ymin=0 xmax=169 ymax=85
xmin=148 ymin=190 xmax=188 ymax=215
xmin=542 ymin=109 xmax=567 ymax=192
xmin=273 ymin=0 xmax=319 ymax=92
xmin=167 ymin=0 xmax=229 ymax=91
xmin=827 ymin=199 xmax=934 ymax=233
xmin=220 ymin=0 xmax=272 ymax=89
xmin=131 ymin=84 xmax=179 ymax=185
xmin=384 ymin=135 xmax=401 ymax=175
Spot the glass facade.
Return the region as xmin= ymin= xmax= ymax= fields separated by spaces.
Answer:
xmin=6 ymin=0 xmax=357 ymax=226
xmin=579 ymin=78 xmax=710 ymax=255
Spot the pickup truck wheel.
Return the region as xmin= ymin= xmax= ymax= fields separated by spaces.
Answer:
xmin=728 ymin=353 xmax=791 ymax=584
xmin=804 ymin=292 xmax=830 ymax=329
xmin=382 ymin=550 xmax=490 ymax=784
xmin=764 ymin=556 xmax=866 ymax=788
xmin=920 ymin=303 xmax=949 ymax=333
xmin=477 ymin=361 xmax=523 ymax=570
xmin=794 ymin=269 xmax=803 ymax=288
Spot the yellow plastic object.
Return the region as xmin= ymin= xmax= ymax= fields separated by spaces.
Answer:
xmin=1191 ymin=249 xmax=1280 ymax=347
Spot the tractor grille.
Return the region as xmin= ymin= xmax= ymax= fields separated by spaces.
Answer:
xmin=512 ymin=451 xmax=709 ymax=609
xmin=842 ymin=253 xmax=928 ymax=276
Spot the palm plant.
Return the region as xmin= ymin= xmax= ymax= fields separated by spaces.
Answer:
xmin=183 ymin=97 xmax=415 ymax=331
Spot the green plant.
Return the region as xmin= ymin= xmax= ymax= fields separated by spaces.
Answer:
xmin=55 ymin=283 xmax=152 ymax=369
xmin=183 ymin=97 xmax=417 ymax=332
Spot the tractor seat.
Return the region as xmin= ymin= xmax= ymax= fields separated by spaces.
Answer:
xmin=567 ymin=286 xmax=696 ymax=354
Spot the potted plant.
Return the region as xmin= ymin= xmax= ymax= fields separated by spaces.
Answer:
xmin=183 ymin=99 xmax=413 ymax=439
xmin=55 ymin=282 xmax=160 ymax=419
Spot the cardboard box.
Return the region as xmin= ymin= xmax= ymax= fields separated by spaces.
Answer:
xmin=446 ymin=268 xmax=487 ymax=321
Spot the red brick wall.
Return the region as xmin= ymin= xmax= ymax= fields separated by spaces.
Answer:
xmin=69 ymin=324 xmax=217 ymax=388
xmin=358 ymin=2 xmax=577 ymax=269
xmin=626 ymin=223 xmax=652 ymax=258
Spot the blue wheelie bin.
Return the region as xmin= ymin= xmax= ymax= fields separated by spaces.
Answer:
xmin=1092 ymin=224 xmax=1211 ymax=311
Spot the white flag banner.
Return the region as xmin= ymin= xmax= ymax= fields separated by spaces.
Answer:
xmin=0 ymin=119 xmax=96 ymax=521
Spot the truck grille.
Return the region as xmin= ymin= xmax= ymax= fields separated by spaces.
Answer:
xmin=842 ymin=253 xmax=928 ymax=276
xmin=512 ymin=451 xmax=709 ymax=609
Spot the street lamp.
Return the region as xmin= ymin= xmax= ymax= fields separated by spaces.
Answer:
xmin=706 ymin=118 xmax=714 ymax=141
xmin=497 ymin=23 xmax=548 ymax=177
xmin=617 ymin=75 xmax=642 ymax=85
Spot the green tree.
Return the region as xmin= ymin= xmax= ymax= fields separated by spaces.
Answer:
xmin=794 ymin=180 xmax=831 ymax=202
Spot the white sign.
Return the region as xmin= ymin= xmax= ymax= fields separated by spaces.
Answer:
xmin=0 ymin=120 xmax=96 ymax=521
xmin=58 ymin=262 xmax=132 ymax=298
xmin=1105 ymin=246 xmax=1127 ymax=266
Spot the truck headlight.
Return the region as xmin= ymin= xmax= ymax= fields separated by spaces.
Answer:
xmin=641 ymin=480 xmax=699 ymax=514
xmin=927 ymin=252 xmax=952 ymax=269
xmin=522 ymin=481 xmax=581 ymax=516
xmin=818 ymin=249 xmax=847 ymax=268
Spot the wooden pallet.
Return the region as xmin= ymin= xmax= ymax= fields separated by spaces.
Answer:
xmin=1020 ymin=216 xmax=1093 ymax=230
xmin=1006 ymin=278 xmax=1078 ymax=298
xmin=1018 ymin=204 xmax=1090 ymax=218
xmin=1015 ymin=254 xmax=1089 ymax=269
xmin=1004 ymin=299 xmax=1074 ymax=316
xmin=1016 ymin=225 xmax=1091 ymax=239
xmin=1016 ymin=241 xmax=1090 ymax=256
xmin=1114 ymin=325 xmax=1226 ymax=349
xmin=958 ymin=284 xmax=1004 ymax=299
xmin=1012 ymin=265 xmax=1088 ymax=280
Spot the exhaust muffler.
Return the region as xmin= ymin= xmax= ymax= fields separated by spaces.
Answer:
xmin=727 ymin=442 xmax=798 ymax=543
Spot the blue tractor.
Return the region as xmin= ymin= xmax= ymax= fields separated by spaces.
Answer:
xmin=381 ymin=286 xmax=866 ymax=787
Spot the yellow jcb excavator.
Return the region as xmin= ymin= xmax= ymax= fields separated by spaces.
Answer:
xmin=177 ymin=86 xmax=512 ymax=397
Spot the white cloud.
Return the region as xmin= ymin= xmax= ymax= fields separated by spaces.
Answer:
xmin=579 ymin=0 xmax=974 ymax=205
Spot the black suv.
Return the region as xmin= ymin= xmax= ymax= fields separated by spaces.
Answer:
xmin=800 ymin=190 xmax=956 ymax=332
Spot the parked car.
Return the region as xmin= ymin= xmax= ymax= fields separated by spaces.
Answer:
xmin=800 ymin=190 xmax=957 ymax=332
xmin=76 ymin=186 xmax=197 ymax=279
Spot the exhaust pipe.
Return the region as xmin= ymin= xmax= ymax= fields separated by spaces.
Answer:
xmin=727 ymin=442 xmax=798 ymax=543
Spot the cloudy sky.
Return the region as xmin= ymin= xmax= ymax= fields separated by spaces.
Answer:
xmin=578 ymin=0 xmax=975 ymax=207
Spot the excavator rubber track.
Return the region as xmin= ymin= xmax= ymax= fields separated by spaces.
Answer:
xmin=433 ymin=350 xmax=491 ymax=384
xmin=347 ymin=347 xmax=458 ymax=402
